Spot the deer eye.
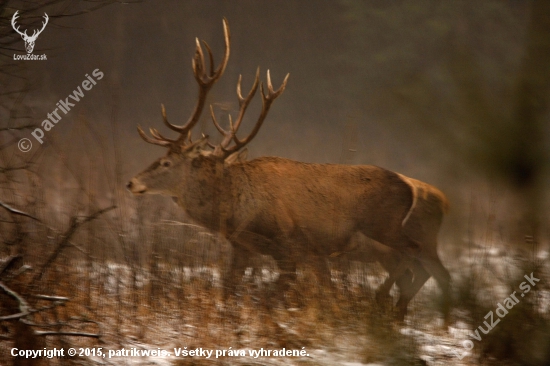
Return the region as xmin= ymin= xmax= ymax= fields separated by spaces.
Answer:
xmin=161 ymin=160 xmax=171 ymax=168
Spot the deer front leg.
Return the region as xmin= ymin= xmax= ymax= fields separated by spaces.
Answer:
xmin=271 ymin=252 xmax=297 ymax=296
xmin=223 ymin=244 xmax=251 ymax=300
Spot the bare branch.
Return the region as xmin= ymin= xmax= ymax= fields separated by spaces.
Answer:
xmin=32 ymin=205 xmax=116 ymax=284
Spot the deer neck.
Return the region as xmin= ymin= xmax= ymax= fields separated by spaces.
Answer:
xmin=177 ymin=159 xmax=229 ymax=232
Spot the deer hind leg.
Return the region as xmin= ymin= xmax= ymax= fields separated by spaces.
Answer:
xmin=374 ymin=235 xmax=433 ymax=319
xmin=269 ymin=251 xmax=297 ymax=298
xmin=375 ymin=245 xmax=417 ymax=304
xmin=417 ymin=245 xmax=451 ymax=326
xmin=395 ymin=260 xmax=431 ymax=321
xmin=312 ymin=256 xmax=333 ymax=289
xmin=276 ymin=258 xmax=297 ymax=293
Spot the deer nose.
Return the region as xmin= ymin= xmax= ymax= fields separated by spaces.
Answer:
xmin=126 ymin=178 xmax=147 ymax=194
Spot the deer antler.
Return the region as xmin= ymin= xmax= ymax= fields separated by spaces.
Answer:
xmin=211 ymin=69 xmax=289 ymax=157
xmin=138 ymin=19 xmax=288 ymax=153
xmin=139 ymin=19 xmax=230 ymax=147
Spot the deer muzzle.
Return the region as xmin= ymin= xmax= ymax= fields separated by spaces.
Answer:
xmin=126 ymin=178 xmax=147 ymax=195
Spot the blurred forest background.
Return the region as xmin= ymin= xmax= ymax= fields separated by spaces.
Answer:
xmin=0 ymin=1 xmax=549 ymax=365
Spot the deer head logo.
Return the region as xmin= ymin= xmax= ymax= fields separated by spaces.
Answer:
xmin=12 ymin=11 xmax=49 ymax=54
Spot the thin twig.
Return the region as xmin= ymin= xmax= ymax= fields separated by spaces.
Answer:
xmin=35 ymin=331 xmax=100 ymax=338
xmin=0 ymin=124 xmax=36 ymax=132
xmin=0 ymin=255 xmax=22 ymax=277
xmin=4 ymin=265 xmax=32 ymax=282
xmin=31 ymin=294 xmax=69 ymax=302
xmin=0 ymin=200 xmax=41 ymax=221
xmin=0 ymin=281 xmax=30 ymax=320
xmin=32 ymin=205 xmax=116 ymax=284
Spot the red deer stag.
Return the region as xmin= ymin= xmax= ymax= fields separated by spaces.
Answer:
xmin=127 ymin=19 xmax=451 ymax=322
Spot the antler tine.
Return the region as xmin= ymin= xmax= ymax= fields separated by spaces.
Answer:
xmin=160 ymin=104 xmax=179 ymax=133
xmin=236 ymin=75 xmax=243 ymax=102
xmin=228 ymin=114 xmax=234 ymax=131
xmin=162 ymin=19 xmax=231 ymax=140
xmin=150 ymin=127 xmax=177 ymax=143
xmin=202 ymin=41 xmax=215 ymax=77
xmin=137 ymin=125 xmax=171 ymax=147
xmin=232 ymin=68 xmax=260 ymax=134
xmin=265 ymin=69 xmax=290 ymax=100
xmin=210 ymin=105 xmax=228 ymax=135
xmin=201 ymin=133 xmax=216 ymax=149
xmin=215 ymin=18 xmax=231 ymax=79
xmin=210 ymin=105 xmax=236 ymax=151
xmin=237 ymin=67 xmax=261 ymax=106
xmin=192 ymin=38 xmax=206 ymax=84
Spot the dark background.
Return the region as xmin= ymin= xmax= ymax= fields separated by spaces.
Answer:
xmin=1 ymin=0 xmax=548 ymax=248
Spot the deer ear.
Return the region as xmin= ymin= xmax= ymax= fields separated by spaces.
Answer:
xmin=225 ymin=148 xmax=248 ymax=166
xmin=237 ymin=148 xmax=248 ymax=162
xmin=185 ymin=136 xmax=210 ymax=157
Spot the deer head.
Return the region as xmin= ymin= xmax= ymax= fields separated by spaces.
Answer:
xmin=12 ymin=11 xmax=49 ymax=54
xmin=127 ymin=19 xmax=289 ymax=201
